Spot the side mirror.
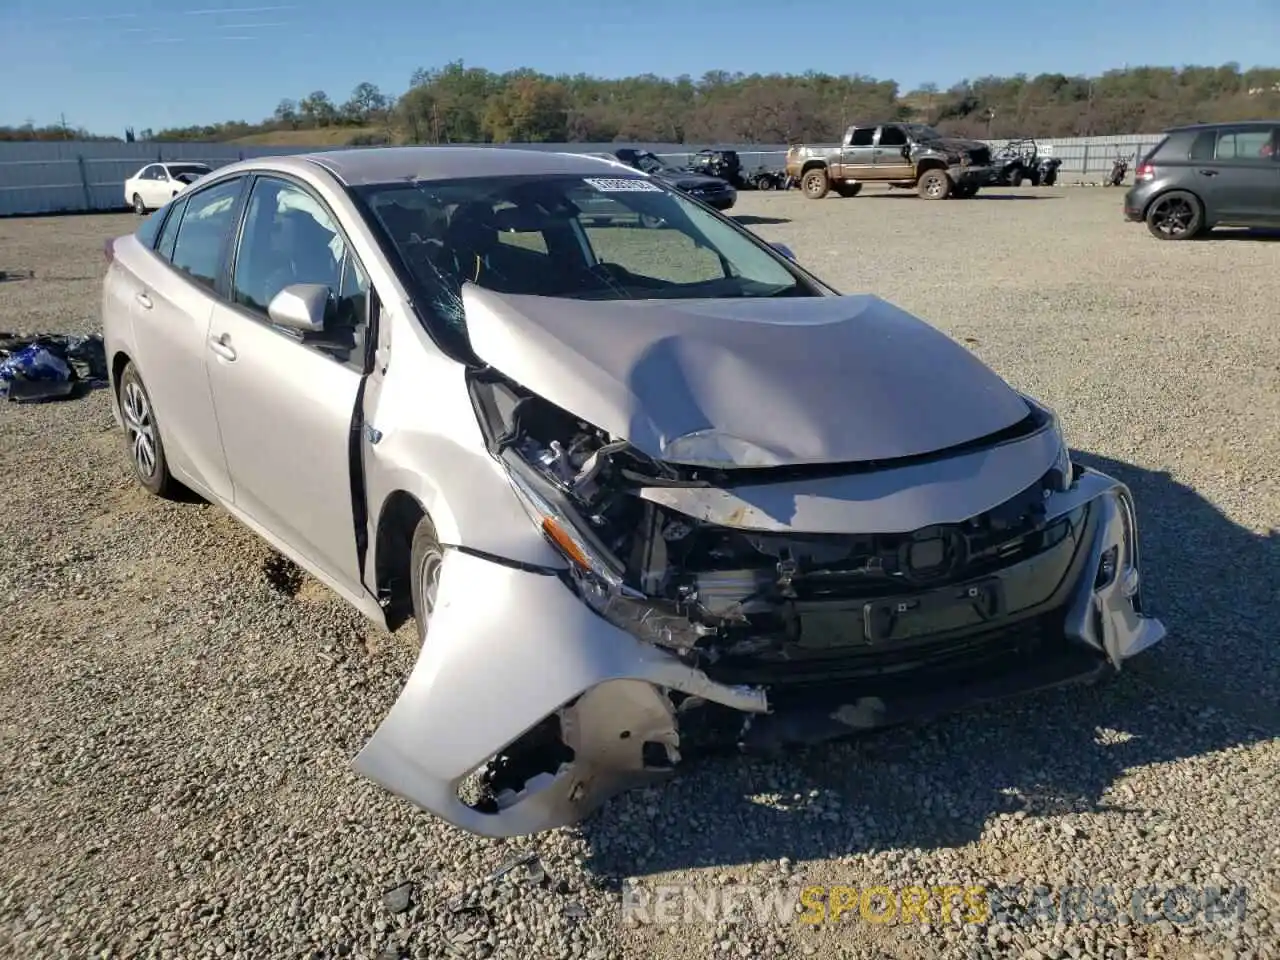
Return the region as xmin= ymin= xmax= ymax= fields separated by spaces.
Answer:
xmin=267 ymin=283 xmax=330 ymax=333
xmin=770 ymin=242 xmax=797 ymax=262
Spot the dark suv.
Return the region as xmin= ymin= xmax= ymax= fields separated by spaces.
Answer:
xmin=1124 ymin=121 xmax=1279 ymax=239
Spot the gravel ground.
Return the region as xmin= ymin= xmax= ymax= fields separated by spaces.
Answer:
xmin=1 ymin=186 xmax=1277 ymax=960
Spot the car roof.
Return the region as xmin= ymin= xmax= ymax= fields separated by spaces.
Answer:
xmin=243 ymin=146 xmax=626 ymax=187
xmin=1165 ymin=119 xmax=1280 ymax=133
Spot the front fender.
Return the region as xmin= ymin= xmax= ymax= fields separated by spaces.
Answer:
xmin=352 ymin=549 xmax=767 ymax=836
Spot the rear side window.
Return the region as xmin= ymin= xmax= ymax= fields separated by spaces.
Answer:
xmin=1188 ymin=131 xmax=1216 ymax=161
xmin=135 ymin=209 xmax=165 ymax=249
xmin=169 ymin=178 xmax=243 ymax=290
xmin=155 ymin=197 xmax=187 ymax=261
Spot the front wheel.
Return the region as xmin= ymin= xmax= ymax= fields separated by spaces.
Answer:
xmin=917 ymin=169 xmax=951 ymax=200
xmin=409 ymin=517 xmax=445 ymax=646
xmin=118 ymin=361 xmax=178 ymax=498
xmin=801 ymin=168 xmax=830 ymax=199
xmin=132 ymin=193 xmax=146 ymax=216
xmin=1145 ymin=190 xmax=1204 ymax=240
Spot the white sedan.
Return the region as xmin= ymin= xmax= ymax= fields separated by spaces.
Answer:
xmin=124 ymin=162 xmax=213 ymax=215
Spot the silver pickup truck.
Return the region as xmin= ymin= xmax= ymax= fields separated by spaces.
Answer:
xmin=785 ymin=122 xmax=994 ymax=199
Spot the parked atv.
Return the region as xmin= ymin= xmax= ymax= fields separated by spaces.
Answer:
xmin=747 ymin=167 xmax=789 ymax=190
xmin=990 ymin=138 xmax=1060 ymax=187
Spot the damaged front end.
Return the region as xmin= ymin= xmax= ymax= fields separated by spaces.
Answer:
xmin=353 ymin=368 xmax=1165 ymax=837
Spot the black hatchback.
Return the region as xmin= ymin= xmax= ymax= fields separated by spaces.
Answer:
xmin=1123 ymin=121 xmax=1279 ymax=239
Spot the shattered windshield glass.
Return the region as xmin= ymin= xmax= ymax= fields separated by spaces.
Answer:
xmin=359 ymin=174 xmax=817 ymax=340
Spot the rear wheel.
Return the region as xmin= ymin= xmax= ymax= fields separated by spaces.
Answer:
xmin=833 ymin=182 xmax=862 ymax=198
xmin=917 ymin=169 xmax=951 ymax=199
xmin=409 ymin=517 xmax=445 ymax=646
xmin=119 ymin=361 xmax=177 ymax=498
xmin=802 ymin=168 xmax=830 ymax=199
xmin=754 ymin=174 xmax=775 ymax=191
xmin=132 ymin=193 xmax=146 ymax=216
xmin=952 ymin=183 xmax=977 ymax=198
xmin=1008 ymin=168 xmax=1024 ymax=187
xmin=1145 ymin=190 xmax=1203 ymax=240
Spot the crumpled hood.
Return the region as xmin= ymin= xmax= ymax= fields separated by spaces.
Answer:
xmin=919 ymin=137 xmax=988 ymax=155
xmin=461 ymin=287 xmax=1031 ymax=467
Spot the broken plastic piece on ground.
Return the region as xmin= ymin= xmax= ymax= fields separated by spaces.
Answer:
xmin=0 ymin=333 xmax=108 ymax=403
xmin=0 ymin=270 xmax=35 ymax=283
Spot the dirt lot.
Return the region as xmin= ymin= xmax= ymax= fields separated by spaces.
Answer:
xmin=1 ymin=186 xmax=1277 ymax=960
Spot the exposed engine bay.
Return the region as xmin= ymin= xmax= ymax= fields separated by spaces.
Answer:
xmin=469 ymin=369 xmax=1073 ymax=672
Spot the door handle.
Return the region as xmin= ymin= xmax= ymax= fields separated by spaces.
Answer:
xmin=1197 ymin=169 xmax=1219 ymax=176
xmin=208 ymin=333 xmax=237 ymax=361
xmin=135 ymin=292 xmax=152 ymax=309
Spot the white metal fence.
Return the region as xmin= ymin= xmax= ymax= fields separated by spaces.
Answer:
xmin=0 ymin=133 xmax=1165 ymax=217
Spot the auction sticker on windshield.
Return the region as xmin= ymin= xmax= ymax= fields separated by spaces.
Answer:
xmin=583 ymin=177 xmax=663 ymax=192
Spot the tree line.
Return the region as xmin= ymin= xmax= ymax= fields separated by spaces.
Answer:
xmin=4 ymin=62 xmax=1279 ymax=145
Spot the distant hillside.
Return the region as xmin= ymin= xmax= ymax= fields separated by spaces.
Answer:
xmin=10 ymin=62 xmax=1279 ymax=145
xmin=226 ymin=127 xmax=393 ymax=147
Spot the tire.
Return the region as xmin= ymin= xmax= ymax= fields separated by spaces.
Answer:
xmin=132 ymin=193 xmax=147 ymax=216
xmin=917 ymin=169 xmax=951 ymax=200
xmin=1008 ymin=169 xmax=1024 ymax=187
xmin=118 ymin=361 xmax=178 ymax=498
xmin=833 ymin=182 xmax=862 ymax=198
xmin=952 ymin=183 xmax=975 ymax=198
xmin=1029 ymin=170 xmax=1042 ymax=187
xmin=802 ymin=168 xmax=830 ymax=199
xmin=1145 ymin=190 xmax=1204 ymax=240
xmin=754 ymin=175 xmax=774 ymax=191
xmin=1043 ymin=171 xmax=1057 ymax=186
xmin=409 ymin=516 xmax=445 ymax=646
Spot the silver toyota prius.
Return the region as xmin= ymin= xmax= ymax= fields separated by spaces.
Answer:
xmin=101 ymin=146 xmax=1166 ymax=837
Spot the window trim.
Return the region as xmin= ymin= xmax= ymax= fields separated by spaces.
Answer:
xmin=223 ymin=171 xmax=377 ymax=373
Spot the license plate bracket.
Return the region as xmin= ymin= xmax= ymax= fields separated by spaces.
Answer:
xmin=863 ymin=578 xmax=1005 ymax=643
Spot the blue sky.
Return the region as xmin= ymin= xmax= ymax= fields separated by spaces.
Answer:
xmin=0 ymin=0 xmax=1275 ymax=135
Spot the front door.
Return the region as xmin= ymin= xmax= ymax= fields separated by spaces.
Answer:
xmin=872 ymin=125 xmax=915 ymax=180
xmin=204 ymin=174 xmax=374 ymax=594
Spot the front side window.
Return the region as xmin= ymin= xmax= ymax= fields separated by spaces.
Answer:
xmin=168 ymin=177 xmax=243 ymax=289
xmin=361 ymin=173 xmax=824 ymax=341
xmin=877 ymin=126 xmax=907 ymax=147
xmin=232 ymin=177 xmax=369 ymax=361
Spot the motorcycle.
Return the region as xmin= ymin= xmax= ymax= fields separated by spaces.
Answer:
xmin=1105 ymin=152 xmax=1133 ymax=187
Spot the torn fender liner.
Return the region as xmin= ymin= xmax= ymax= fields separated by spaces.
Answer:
xmin=638 ymin=419 xmax=1063 ymax=534
xmin=352 ymin=548 xmax=766 ymax=837
xmin=461 ymin=285 xmax=1031 ymax=467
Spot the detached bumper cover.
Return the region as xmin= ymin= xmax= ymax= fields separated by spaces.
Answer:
xmin=354 ymin=466 xmax=1165 ymax=837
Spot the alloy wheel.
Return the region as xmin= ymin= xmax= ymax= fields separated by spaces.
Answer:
xmin=1151 ymin=196 xmax=1194 ymax=238
xmin=122 ymin=380 xmax=157 ymax=479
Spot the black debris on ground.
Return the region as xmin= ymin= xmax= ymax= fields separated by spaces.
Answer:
xmin=0 ymin=332 xmax=108 ymax=403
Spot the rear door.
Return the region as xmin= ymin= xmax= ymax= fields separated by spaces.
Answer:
xmin=204 ymin=173 xmax=374 ymax=595
xmin=123 ymin=178 xmax=244 ymax=501
xmin=1188 ymin=124 xmax=1280 ymax=223
xmin=872 ymin=125 xmax=915 ymax=180
xmin=836 ymin=126 xmax=877 ymax=180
